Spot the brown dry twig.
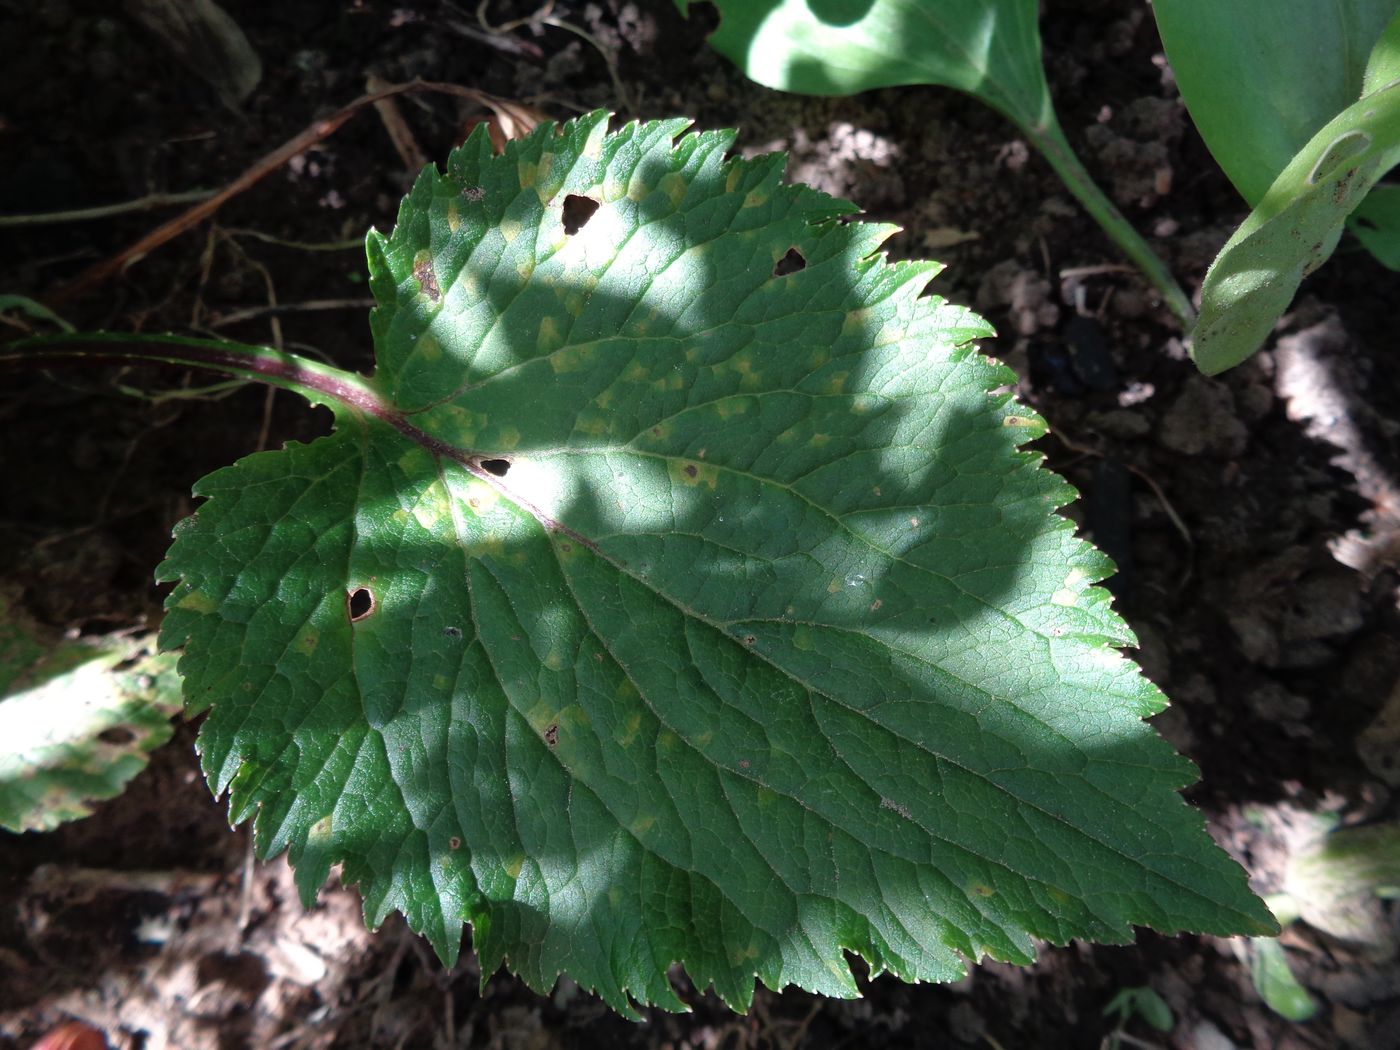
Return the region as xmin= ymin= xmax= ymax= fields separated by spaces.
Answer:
xmin=46 ymin=80 xmax=545 ymax=307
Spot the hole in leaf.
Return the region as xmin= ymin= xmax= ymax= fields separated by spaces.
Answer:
xmin=99 ymin=727 xmax=136 ymax=745
xmin=348 ymin=587 xmax=375 ymax=621
xmin=480 ymin=458 xmax=511 ymax=477
xmin=443 ymin=626 xmax=463 ymax=639
xmin=561 ymin=194 xmax=600 ymax=235
xmin=772 ymin=247 xmax=807 ymax=277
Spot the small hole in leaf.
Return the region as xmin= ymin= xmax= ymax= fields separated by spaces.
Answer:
xmin=99 ymin=727 xmax=136 ymax=745
xmin=443 ymin=626 xmax=463 ymax=639
xmin=348 ymin=587 xmax=375 ymax=621
xmin=481 ymin=458 xmax=511 ymax=477
xmin=561 ymin=194 xmax=600 ymax=235
xmin=773 ymin=247 xmax=806 ymax=277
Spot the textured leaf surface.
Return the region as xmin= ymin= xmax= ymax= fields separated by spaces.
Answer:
xmin=159 ymin=113 xmax=1274 ymax=1013
xmin=0 ymin=587 xmax=181 ymax=832
xmin=676 ymin=0 xmax=1052 ymax=129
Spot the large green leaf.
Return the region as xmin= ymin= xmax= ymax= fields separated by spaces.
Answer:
xmin=678 ymin=0 xmax=1196 ymax=328
xmin=156 ymin=113 xmax=1274 ymax=1014
xmin=1152 ymin=0 xmax=1395 ymax=206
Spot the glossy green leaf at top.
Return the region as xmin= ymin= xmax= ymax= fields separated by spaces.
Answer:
xmin=158 ymin=112 xmax=1274 ymax=1015
xmin=1152 ymin=0 xmax=1395 ymax=207
xmin=1191 ymin=59 xmax=1400 ymax=373
xmin=675 ymin=0 xmax=1052 ymax=129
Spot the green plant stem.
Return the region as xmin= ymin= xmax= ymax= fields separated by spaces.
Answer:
xmin=1028 ymin=118 xmax=1197 ymax=329
xmin=0 ymin=332 xmax=484 ymax=466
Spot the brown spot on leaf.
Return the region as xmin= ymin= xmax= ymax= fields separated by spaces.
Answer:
xmin=413 ymin=256 xmax=441 ymax=302
xmin=449 ymin=836 xmax=462 ymax=850
xmin=544 ymin=724 xmax=559 ymax=747
xmin=684 ymin=464 xmax=698 ymax=478
xmin=463 ymin=185 xmax=485 ymax=201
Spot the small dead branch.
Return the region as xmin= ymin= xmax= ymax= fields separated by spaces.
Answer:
xmin=46 ymin=80 xmax=546 ymax=306
xmin=366 ymin=74 xmax=430 ymax=181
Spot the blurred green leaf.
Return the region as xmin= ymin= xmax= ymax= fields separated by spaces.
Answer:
xmin=1249 ymin=937 xmax=1319 ymax=1022
xmin=0 ymin=587 xmax=181 ymax=832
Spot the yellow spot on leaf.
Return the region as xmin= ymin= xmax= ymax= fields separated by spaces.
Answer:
xmin=538 ymin=315 xmax=562 ymax=352
xmin=549 ymin=343 xmax=593 ymax=374
xmin=176 ymin=590 xmax=217 ymax=614
xmin=447 ymin=202 xmax=460 ymax=232
xmin=414 ymin=332 xmax=442 ymax=362
xmin=504 ymin=855 xmax=524 ymax=879
xmin=500 ymin=219 xmax=521 ymax=244
xmin=309 ymin=815 xmax=333 ymax=846
xmin=495 ymin=425 xmax=521 ymax=451
xmin=825 ymin=371 xmax=848 ymax=395
xmin=658 ymin=171 xmax=686 ymax=208
xmin=744 ymin=188 xmax=769 ymax=209
xmin=296 ymin=628 xmax=319 ymax=655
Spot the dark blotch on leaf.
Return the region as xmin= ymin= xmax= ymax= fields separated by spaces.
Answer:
xmin=99 ymin=727 xmax=137 ymax=745
xmin=684 ymin=464 xmax=698 ymax=478
xmin=561 ymin=194 xmax=600 ymax=235
xmin=348 ymin=587 xmax=375 ymax=621
xmin=443 ymin=626 xmax=463 ymax=639
xmin=412 ymin=257 xmax=441 ymax=302
xmin=773 ymin=247 xmax=807 ymax=277
xmin=480 ymin=458 xmax=511 ymax=477
xmin=545 ymin=724 xmax=559 ymax=747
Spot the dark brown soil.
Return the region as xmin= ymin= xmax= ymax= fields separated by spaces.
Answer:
xmin=3 ymin=2 xmax=1398 ymax=1048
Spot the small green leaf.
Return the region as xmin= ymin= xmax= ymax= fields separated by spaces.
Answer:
xmin=1190 ymin=48 xmax=1400 ymax=374
xmin=0 ymin=587 xmax=181 ymax=832
xmin=1152 ymin=0 xmax=1395 ymax=207
xmin=1348 ymin=183 xmax=1400 ymax=268
xmin=1249 ymin=937 xmax=1318 ymax=1022
xmin=1104 ymin=986 xmax=1174 ymax=1032
xmin=0 ymin=294 xmax=74 ymax=333
xmin=158 ymin=113 xmax=1274 ymax=1014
